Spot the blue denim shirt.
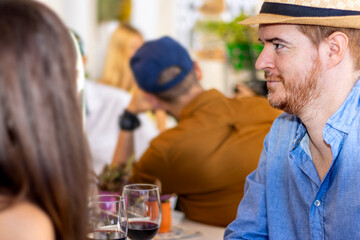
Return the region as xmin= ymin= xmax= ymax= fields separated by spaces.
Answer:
xmin=224 ymin=80 xmax=360 ymax=240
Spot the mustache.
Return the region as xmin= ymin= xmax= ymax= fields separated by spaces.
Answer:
xmin=264 ymin=72 xmax=284 ymax=82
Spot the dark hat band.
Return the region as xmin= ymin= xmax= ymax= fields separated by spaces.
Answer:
xmin=260 ymin=2 xmax=360 ymax=17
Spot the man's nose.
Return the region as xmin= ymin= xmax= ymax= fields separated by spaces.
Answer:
xmin=255 ymin=46 xmax=274 ymax=71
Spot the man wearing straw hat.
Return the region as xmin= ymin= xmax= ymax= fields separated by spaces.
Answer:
xmin=225 ymin=0 xmax=360 ymax=239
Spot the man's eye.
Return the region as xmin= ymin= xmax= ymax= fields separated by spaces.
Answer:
xmin=275 ymin=43 xmax=284 ymax=49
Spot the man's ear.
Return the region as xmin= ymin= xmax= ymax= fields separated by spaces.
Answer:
xmin=193 ymin=61 xmax=203 ymax=81
xmin=326 ymin=31 xmax=349 ymax=68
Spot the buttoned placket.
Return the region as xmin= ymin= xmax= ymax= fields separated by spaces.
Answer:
xmin=309 ymin=172 xmax=332 ymax=240
xmin=291 ymin=128 xmax=330 ymax=240
xmin=300 ymin=126 xmax=341 ymax=240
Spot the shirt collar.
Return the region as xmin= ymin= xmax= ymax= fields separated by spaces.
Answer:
xmin=296 ymin=79 xmax=360 ymax=160
xmin=293 ymin=78 xmax=360 ymax=151
xmin=326 ymin=78 xmax=360 ymax=134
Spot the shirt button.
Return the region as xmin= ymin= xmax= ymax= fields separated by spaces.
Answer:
xmin=314 ymin=200 xmax=321 ymax=207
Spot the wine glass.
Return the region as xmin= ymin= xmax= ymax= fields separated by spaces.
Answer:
xmin=87 ymin=195 xmax=128 ymax=240
xmin=123 ymin=184 xmax=162 ymax=240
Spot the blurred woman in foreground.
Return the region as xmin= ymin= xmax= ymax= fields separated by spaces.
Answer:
xmin=0 ymin=1 xmax=91 ymax=239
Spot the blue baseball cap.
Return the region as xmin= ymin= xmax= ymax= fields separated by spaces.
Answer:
xmin=130 ymin=36 xmax=194 ymax=93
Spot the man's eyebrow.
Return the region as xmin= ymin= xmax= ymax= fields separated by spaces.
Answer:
xmin=259 ymin=37 xmax=291 ymax=45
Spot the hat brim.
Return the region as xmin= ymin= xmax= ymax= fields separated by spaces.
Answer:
xmin=239 ymin=13 xmax=360 ymax=29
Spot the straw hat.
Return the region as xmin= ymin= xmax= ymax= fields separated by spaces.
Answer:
xmin=240 ymin=0 xmax=360 ymax=29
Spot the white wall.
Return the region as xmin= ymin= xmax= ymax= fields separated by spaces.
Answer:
xmin=37 ymin=0 xmax=98 ymax=79
xmin=131 ymin=0 xmax=176 ymax=41
xmin=62 ymin=0 xmax=97 ymax=81
xmin=157 ymin=0 xmax=177 ymax=38
xmin=131 ymin=0 xmax=158 ymax=40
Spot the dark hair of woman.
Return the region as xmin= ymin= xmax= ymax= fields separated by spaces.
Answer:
xmin=0 ymin=1 xmax=91 ymax=239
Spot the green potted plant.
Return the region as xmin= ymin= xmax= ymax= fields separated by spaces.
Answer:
xmin=194 ymin=13 xmax=262 ymax=72
xmin=97 ymin=155 xmax=134 ymax=194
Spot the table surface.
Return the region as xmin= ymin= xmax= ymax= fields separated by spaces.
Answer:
xmin=126 ymin=211 xmax=225 ymax=240
xmin=175 ymin=218 xmax=225 ymax=240
xmin=154 ymin=210 xmax=225 ymax=240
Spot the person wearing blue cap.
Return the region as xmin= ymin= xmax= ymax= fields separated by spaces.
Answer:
xmin=112 ymin=36 xmax=281 ymax=227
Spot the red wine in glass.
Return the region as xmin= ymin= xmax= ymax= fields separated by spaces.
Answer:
xmin=123 ymin=184 xmax=161 ymax=239
xmin=87 ymin=229 xmax=126 ymax=240
xmin=128 ymin=221 xmax=159 ymax=240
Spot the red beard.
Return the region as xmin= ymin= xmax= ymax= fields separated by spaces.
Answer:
xmin=265 ymin=57 xmax=322 ymax=115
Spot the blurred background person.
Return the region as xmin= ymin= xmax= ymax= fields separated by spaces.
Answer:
xmin=85 ymin=80 xmax=159 ymax=175
xmin=0 ymin=1 xmax=92 ymax=240
xmin=71 ymin=30 xmax=159 ymax=175
xmin=112 ymin=36 xmax=282 ymax=227
xmin=99 ymin=23 xmax=143 ymax=92
xmin=99 ymin=22 xmax=168 ymax=132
